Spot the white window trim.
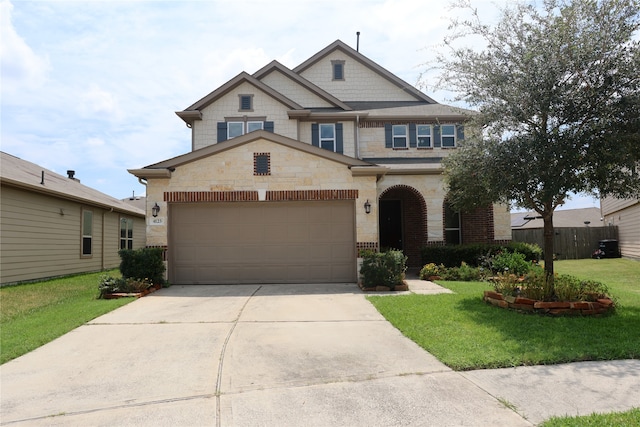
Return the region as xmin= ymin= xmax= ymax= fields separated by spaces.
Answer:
xmin=417 ymin=124 xmax=432 ymax=148
xmin=319 ymin=123 xmax=336 ymax=151
xmin=392 ymin=125 xmax=408 ymax=148
xmin=120 ymin=217 xmax=133 ymax=250
xmin=441 ymin=124 xmax=456 ymax=148
xmin=227 ymin=121 xmax=244 ymax=139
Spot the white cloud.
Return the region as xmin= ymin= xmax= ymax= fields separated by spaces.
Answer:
xmin=0 ymin=0 xmax=50 ymax=94
xmin=79 ymin=84 xmax=121 ymax=119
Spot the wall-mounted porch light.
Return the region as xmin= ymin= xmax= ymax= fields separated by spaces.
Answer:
xmin=151 ymin=203 xmax=161 ymax=217
xmin=364 ymin=200 xmax=371 ymax=214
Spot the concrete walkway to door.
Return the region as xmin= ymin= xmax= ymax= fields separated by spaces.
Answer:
xmin=1 ymin=284 xmax=638 ymax=426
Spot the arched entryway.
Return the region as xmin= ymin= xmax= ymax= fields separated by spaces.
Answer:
xmin=379 ymin=185 xmax=427 ymax=267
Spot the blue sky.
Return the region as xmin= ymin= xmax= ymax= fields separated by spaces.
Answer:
xmin=1 ymin=0 xmax=600 ymax=211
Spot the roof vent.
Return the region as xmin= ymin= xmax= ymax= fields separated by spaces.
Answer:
xmin=67 ymin=170 xmax=75 ymax=179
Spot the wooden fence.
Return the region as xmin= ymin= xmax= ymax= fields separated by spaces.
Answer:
xmin=512 ymin=226 xmax=619 ymax=260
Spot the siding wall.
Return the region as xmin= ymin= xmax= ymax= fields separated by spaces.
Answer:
xmin=0 ymin=186 xmax=145 ymax=285
xmin=601 ymin=197 xmax=640 ymax=260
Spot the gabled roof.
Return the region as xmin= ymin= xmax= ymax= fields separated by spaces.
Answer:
xmin=511 ymin=208 xmax=602 ymax=229
xmin=176 ymin=72 xmax=304 ymax=125
xmin=253 ymin=60 xmax=353 ymax=111
xmin=0 ymin=152 xmax=145 ymax=217
xmin=293 ymin=40 xmax=437 ymax=104
xmin=128 ymin=130 xmax=377 ymax=178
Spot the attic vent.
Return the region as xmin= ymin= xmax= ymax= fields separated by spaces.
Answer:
xmin=239 ymin=94 xmax=253 ymax=111
xmin=332 ymin=60 xmax=345 ymax=81
xmin=254 ymin=153 xmax=270 ymax=176
xmin=67 ymin=170 xmax=75 ymax=179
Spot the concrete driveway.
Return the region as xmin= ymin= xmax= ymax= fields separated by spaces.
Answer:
xmin=2 ymin=284 xmax=637 ymax=426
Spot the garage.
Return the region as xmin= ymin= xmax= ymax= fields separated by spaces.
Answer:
xmin=169 ymin=200 xmax=356 ymax=284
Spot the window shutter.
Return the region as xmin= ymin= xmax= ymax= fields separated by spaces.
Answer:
xmin=264 ymin=121 xmax=274 ymax=133
xmin=217 ymin=122 xmax=228 ymax=143
xmin=433 ymin=125 xmax=441 ymax=148
xmin=311 ymin=123 xmax=319 ymax=147
xmin=456 ymin=124 xmax=464 ymax=142
xmin=384 ymin=124 xmax=392 ymax=148
xmin=335 ymin=123 xmax=343 ymax=154
xmin=409 ymin=123 xmax=417 ymax=148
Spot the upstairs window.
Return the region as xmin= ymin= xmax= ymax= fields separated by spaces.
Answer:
xmin=120 ymin=218 xmax=133 ymax=250
xmin=320 ymin=124 xmax=336 ymax=151
xmin=417 ymin=125 xmax=432 ymax=148
xmin=392 ymin=125 xmax=407 ymax=148
xmin=332 ymin=60 xmax=345 ymax=81
xmin=239 ymin=94 xmax=253 ymax=111
xmin=217 ymin=120 xmax=274 ymax=142
xmin=311 ymin=123 xmax=343 ymax=154
xmin=441 ymin=125 xmax=456 ymax=148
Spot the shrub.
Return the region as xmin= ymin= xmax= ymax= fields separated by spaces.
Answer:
xmin=419 ymin=263 xmax=443 ymax=279
xmin=360 ymin=249 xmax=407 ymax=289
xmin=118 ymin=247 xmax=165 ymax=285
xmin=421 ymin=242 xmax=543 ymax=268
xmin=520 ymin=268 xmax=548 ymax=300
xmin=98 ymin=276 xmax=153 ymax=298
xmin=490 ymin=273 xmax=522 ymax=296
xmin=458 ymin=262 xmax=483 ymax=281
xmin=489 ymin=251 xmax=531 ymax=276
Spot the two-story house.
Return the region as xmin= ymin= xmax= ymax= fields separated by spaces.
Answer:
xmin=129 ymin=40 xmax=511 ymax=285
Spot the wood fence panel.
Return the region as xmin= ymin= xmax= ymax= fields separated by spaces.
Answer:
xmin=512 ymin=226 xmax=618 ymax=260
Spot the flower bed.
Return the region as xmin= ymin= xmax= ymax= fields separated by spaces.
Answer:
xmin=102 ymin=283 xmax=162 ymax=299
xmin=359 ymin=282 xmax=409 ymax=292
xmin=483 ymin=290 xmax=615 ymax=316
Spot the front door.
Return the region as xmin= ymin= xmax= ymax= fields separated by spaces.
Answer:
xmin=379 ymin=200 xmax=402 ymax=250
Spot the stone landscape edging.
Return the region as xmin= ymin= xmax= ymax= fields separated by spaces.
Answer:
xmin=483 ymin=290 xmax=615 ymax=316
xmin=102 ymin=284 xmax=162 ymax=299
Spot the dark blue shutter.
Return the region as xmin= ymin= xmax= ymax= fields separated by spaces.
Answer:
xmin=434 ymin=125 xmax=441 ymax=148
xmin=384 ymin=124 xmax=392 ymax=148
xmin=409 ymin=123 xmax=417 ymax=148
xmin=217 ymin=122 xmax=228 ymax=143
xmin=335 ymin=123 xmax=343 ymax=154
xmin=311 ymin=123 xmax=319 ymax=147
xmin=456 ymin=124 xmax=464 ymax=143
xmin=264 ymin=121 xmax=274 ymax=133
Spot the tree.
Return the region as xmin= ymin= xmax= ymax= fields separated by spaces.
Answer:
xmin=437 ymin=0 xmax=640 ymax=299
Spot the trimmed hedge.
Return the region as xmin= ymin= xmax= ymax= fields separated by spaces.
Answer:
xmin=420 ymin=242 xmax=541 ymax=268
xmin=118 ymin=247 xmax=166 ymax=285
xmin=360 ymin=249 xmax=407 ymax=290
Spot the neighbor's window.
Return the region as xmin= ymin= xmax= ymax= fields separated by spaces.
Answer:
xmin=444 ymin=202 xmax=461 ymax=245
xmin=392 ymin=125 xmax=408 ymax=148
xmin=441 ymin=125 xmax=456 ymax=148
xmin=120 ymin=217 xmax=133 ymax=250
xmin=319 ymin=124 xmax=336 ymax=151
xmin=228 ymin=122 xmax=244 ymax=139
xmin=81 ymin=210 xmax=93 ymax=257
xmin=246 ymin=121 xmax=264 ymax=133
xmin=332 ymin=60 xmax=345 ymax=80
xmin=417 ymin=125 xmax=432 ymax=148
xmin=239 ymin=94 xmax=253 ymax=111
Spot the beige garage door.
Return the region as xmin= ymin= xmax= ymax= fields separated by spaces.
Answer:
xmin=169 ymin=201 xmax=356 ymax=284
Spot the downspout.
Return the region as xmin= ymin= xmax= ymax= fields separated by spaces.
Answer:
xmin=355 ymin=115 xmax=360 ymax=159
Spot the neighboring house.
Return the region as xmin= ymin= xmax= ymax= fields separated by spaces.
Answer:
xmin=601 ymin=197 xmax=640 ymax=260
xmin=511 ymin=208 xmax=603 ymax=229
xmin=0 ymin=152 xmax=146 ymax=285
xmin=129 ymin=40 xmax=511 ymax=285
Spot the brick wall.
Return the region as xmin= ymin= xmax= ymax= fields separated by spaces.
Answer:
xmin=460 ymin=206 xmax=495 ymax=243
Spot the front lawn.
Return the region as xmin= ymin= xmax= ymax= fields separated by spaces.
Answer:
xmin=541 ymin=407 xmax=640 ymax=426
xmin=1 ymin=270 xmax=133 ymax=364
xmin=368 ymin=259 xmax=640 ymax=371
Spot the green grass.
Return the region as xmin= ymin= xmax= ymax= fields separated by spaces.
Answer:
xmin=1 ymin=270 xmax=133 ymax=364
xmin=540 ymin=407 xmax=640 ymax=426
xmin=368 ymin=259 xmax=640 ymax=371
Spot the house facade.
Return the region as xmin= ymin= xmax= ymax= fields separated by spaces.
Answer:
xmin=129 ymin=40 xmax=511 ymax=285
xmin=0 ymin=152 xmax=146 ymax=285
xmin=601 ymin=196 xmax=640 ymax=260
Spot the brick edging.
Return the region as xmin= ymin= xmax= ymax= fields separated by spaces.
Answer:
xmin=483 ymin=291 xmax=615 ymax=316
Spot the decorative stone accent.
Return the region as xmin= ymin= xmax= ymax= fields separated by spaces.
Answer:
xmin=483 ymin=291 xmax=615 ymax=316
